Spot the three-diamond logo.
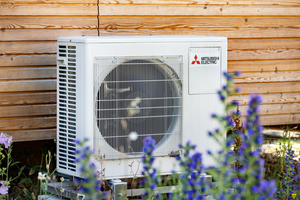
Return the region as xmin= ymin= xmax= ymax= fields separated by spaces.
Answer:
xmin=191 ymin=55 xmax=200 ymax=65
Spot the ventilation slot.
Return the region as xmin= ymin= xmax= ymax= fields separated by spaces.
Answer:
xmin=57 ymin=45 xmax=77 ymax=172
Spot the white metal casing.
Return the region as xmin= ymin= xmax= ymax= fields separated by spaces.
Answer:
xmin=56 ymin=36 xmax=227 ymax=179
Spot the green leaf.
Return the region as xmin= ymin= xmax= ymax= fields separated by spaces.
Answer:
xmin=19 ymin=178 xmax=30 ymax=184
xmin=18 ymin=165 xmax=26 ymax=177
xmin=27 ymin=157 xmax=31 ymax=165
xmin=11 ymin=161 xmax=20 ymax=167
xmin=29 ymin=165 xmax=39 ymax=176
xmin=27 ymin=178 xmax=34 ymax=184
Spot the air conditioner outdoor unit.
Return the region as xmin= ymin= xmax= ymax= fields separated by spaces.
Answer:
xmin=56 ymin=36 xmax=227 ymax=179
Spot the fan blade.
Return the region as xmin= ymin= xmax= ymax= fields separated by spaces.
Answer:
xmin=104 ymin=83 xmax=130 ymax=97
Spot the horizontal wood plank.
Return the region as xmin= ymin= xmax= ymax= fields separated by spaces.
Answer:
xmin=1 ymin=29 xmax=298 ymax=41
xmin=98 ymin=0 xmax=300 ymax=6
xmin=228 ymin=49 xmax=300 ymax=61
xmin=228 ymin=60 xmax=300 ymax=73
xmin=237 ymin=104 xmax=300 ymax=116
xmin=0 ymin=67 xmax=56 ymax=79
xmin=0 ymin=42 xmax=56 ymax=55
xmin=261 ymin=114 xmax=300 ymax=125
xmin=1 ymin=0 xmax=299 ymax=5
xmin=229 ymin=93 xmax=300 ymax=105
xmin=0 ymin=116 xmax=56 ymax=130
xmin=99 ymin=17 xmax=300 ymax=30
xmin=0 ymin=92 xmax=56 ymax=105
xmin=235 ymin=72 xmax=300 ymax=83
xmin=5 ymin=129 xmax=56 ymax=142
xmin=0 ymin=29 xmax=97 ymax=41
xmin=0 ymin=17 xmax=97 ymax=29
xmin=1 ymin=0 xmax=95 ymax=3
xmin=0 ymin=80 xmax=56 ymax=92
xmin=0 ymin=55 xmax=55 ymax=66
xmin=0 ymin=5 xmax=97 ymax=16
xmin=228 ymin=39 xmax=300 ymax=50
xmin=1 ymin=39 xmax=299 ymax=55
xmin=99 ymin=5 xmax=300 ymax=16
xmin=98 ymin=28 xmax=300 ymax=38
xmin=237 ymin=82 xmax=300 ymax=94
xmin=0 ymin=104 xmax=56 ymax=117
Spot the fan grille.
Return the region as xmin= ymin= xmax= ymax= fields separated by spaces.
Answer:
xmin=94 ymin=57 xmax=183 ymax=159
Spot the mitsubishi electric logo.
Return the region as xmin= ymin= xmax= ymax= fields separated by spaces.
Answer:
xmin=191 ymin=55 xmax=200 ymax=65
xmin=191 ymin=54 xmax=220 ymax=65
xmin=201 ymin=56 xmax=219 ymax=64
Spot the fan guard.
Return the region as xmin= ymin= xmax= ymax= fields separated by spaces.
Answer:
xmin=95 ymin=58 xmax=182 ymax=157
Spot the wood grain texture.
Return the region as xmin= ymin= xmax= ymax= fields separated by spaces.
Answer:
xmin=0 ymin=67 xmax=56 ymax=79
xmin=237 ymin=104 xmax=300 ymax=116
xmin=2 ymin=39 xmax=299 ymax=55
xmin=0 ymin=116 xmax=56 ymax=130
xmin=0 ymin=29 xmax=98 ymax=41
xmin=0 ymin=0 xmax=96 ymax=4
xmin=228 ymin=93 xmax=300 ymax=105
xmin=237 ymin=82 xmax=300 ymax=94
xmin=228 ymin=39 xmax=300 ymax=50
xmin=228 ymin=60 xmax=300 ymax=73
xmin=98 ymin=0 xmax=300 ymax=6
xmin=235 ymin=72 xmax=300 ymax=83
xmin=0 ymin=80 xmax=56 ymax=92
xmin=0 ymin=55 xmax=56 ymax=66
xmin=1 ymin=0 xmax=299 ymax=5
xmin=0 ymin=18 xmax=97 ymax=29
xmin=0 ymin=92 xmax=56 ymax=106
xmin=0 ymin=104 xmax=56 ymax=117
xmin=5 ymin=129 xmax=56 ymax=142
xmin=228 ymin=49 xmax=300 ymax=61
xmin=99 ymin=17 xmax=300 ymax=30
xmin=0 ymin=5 xmax=97 ymax=16
xmin=99 ymin=5 xmax=300 ymax=16
xmin=0 ymin=42 xmax=56 ymax=55
xmin=261 ymin=114 xmax=300 ymax=125
xmin=98 ymin=28 xmax=300 ymax=38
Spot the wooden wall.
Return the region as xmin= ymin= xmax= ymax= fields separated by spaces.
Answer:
xmin=0 ymin=0 xmax=299 ymax=141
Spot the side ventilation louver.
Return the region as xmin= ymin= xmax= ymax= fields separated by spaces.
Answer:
xmin=57 ymin=45 xmax=77 ymax=172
